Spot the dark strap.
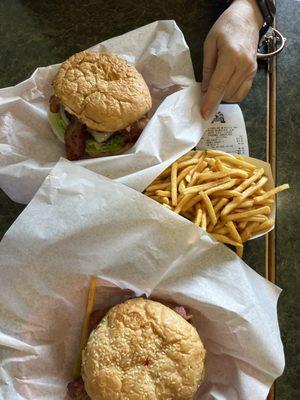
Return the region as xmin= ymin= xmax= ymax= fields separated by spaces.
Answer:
xmin=256 ymin=0 xmax=276 ymax=27
xmin=256 ymin=0 xmax=276 ymax=37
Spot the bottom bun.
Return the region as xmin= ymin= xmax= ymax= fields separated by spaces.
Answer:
xmin=82 ymin=298 xmax=205 ymax=400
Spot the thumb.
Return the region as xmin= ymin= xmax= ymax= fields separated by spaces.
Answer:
xmin=201 ymin=37 xmax=217 ymax=93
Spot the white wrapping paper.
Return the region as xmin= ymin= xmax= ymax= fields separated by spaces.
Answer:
xmin=0 ymin=20 xmax=202 ymax=204
xmin=0 ymin=159 xmax=284 ymax=400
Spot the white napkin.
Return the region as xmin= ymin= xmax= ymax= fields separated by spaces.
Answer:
xmin=0 ymin=20 xmax=201 ymax=204
xmin=0 ymin=159 xmax=284 ymax=400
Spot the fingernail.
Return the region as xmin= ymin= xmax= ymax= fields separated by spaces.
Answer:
xmin=202 ymin=108 xmax=210 ymax=120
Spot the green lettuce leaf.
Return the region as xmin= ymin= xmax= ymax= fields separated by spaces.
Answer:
xmin=48 ymin=110 xmax=68 ymax=143
xmin=85 ymin=134 xmax=127 ymax=156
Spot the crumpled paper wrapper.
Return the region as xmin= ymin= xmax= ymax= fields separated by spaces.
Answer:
xmin=0 ymin=159 xmax=284 ymax=400
xmin=0 ymin=20 xmax=205 ymax=204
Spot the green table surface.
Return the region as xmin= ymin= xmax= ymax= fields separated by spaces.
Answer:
xmin=0 ymin=1 xmax=299 ymax=398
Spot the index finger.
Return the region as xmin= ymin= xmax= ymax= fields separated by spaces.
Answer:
xmin=201 ymin=55 xmax=235 ymax=119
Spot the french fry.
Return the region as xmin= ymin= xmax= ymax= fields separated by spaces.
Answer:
xmin=224 ymin=206 xmax=271 ymax=221
xmin=215 ymin=159 xmax=225 ymax=171
xmin=214 ymin=198 xmax=229 ymax=214
xmin=212 ymin=233 xmax=243 ymax=247
xmin=205 ymin=178 xmax=238 ymax=195
xmin=238 ymin=221 xmax=247 ymax=230
xmin=146 ymin=182 xmax=170 ymax=192
xmin=182 ymin=177 xmax=231 ymax=195
xmin=240 ymin=222 xmax=260 ymax=242
xmin=190 ymin=160 xmax=208 ymax=178
xmin=187 ymin=150 xmax=198 ymax=157
xmin=262 ymin=199 xmax=275 ymax=205
xmin=238 ymin=216 xmax=268 ymax=223
xmin=207 ymin=211 xmax=220 ymax=232
xmin=194 ymin=207 xmax=203 ymax=227
xmin=204 ymin=157 xmax=217 ymax=170
xmin=234 ymin=208 xmax=255 ymax=213
xmin=177 ymin=192 xmax=185 ymax=204
xmin=226 ymin=221 xmax=242 ymax=244
xmin=188 ymin=172 xmax=201 ymax=187
xmin=181 ymin=194 xmax=203 ymax=212
xmin=243 ymin=221 xmax=260 ymax=238
xmin=186 ymin=156 xmax=205 ymax=183
xmin=220 ymin=167 xmax=249 ymax=179
xmin=212 ymin=190 xmax=243 ymax=198
xmin=213 ymin=220 xmax=226 ymax=231
xmin=148 ymin=195 xmax=160 ymax=202
xmin=236 ymin=245 xmax=244 ymax=257
xmin=176 ymin=165 xmax=195 ymax=185
xmin=251 ymin=219 xmax=275 ymax=235
xmin=171 ymin=162 xmax=178 ymax=206
xmin=144 ymin=191 xmax=155 ymax=197
xmin=193 ymin=150 xmax=204 ymax=159
xmin=178 ymin=153 xmax=193 ymax=161
xmin=178 ymin=180 xmax=186 ymax=193
xmin=161 ymin=197 xmax=170 ymax=205
xmin=156 ymin=196 xmax=167 ymax=204
xmin=200 ymin=191 xmax=217 ymax=226
xmin=206 ymin=149 xmax=236 ymax=159
xmin=253 ymin=184 xmax=290 ymax=204
xmin=255 ymin=188 xmax=266 ymax=195
xmin=73 ymin=276 xmax=97 ymax=379
xmin=177 ymin=158 xmax=200 ymax=169
xmin=201 ymin=210 xmax=207 ymax=231
xmin=197 ymin=171 xmax=229 ymax=182
xmin=156 ymin=190 xmax=171 ymax=197
xmin=217 ymin=156 xmax=256 ymax=170
xmin=236 ymin=199 xmax=254 ymax=208
xmin=185 ymin=174 xmax=191 ymax=183
xmin=213 ymin=227 xmax=229 ymax=235
xmin=174 ymin=193 xmax=195 ymax=214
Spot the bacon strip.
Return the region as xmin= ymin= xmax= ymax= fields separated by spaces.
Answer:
xmin=49 ymin=95 xmax=60 ymax=113
xmin=64 ymin=120 xmax=87 ymax=161
xmin=67 ymin=378 xmax=90 ymax=399
xmin=171 ymin=305 xmax=193 ymax=321
xmin=126 ymin=115 xmax=149 ymax=141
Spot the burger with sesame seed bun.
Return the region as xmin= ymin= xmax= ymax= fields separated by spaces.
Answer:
xmin=67 ymin=298 xmax=206 ymax=400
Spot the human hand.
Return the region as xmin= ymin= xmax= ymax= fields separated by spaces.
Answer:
xmin=201 ymin=0 xmax=264 ymax=119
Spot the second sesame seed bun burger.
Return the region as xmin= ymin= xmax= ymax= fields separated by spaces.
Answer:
xmin=48 ymin=51 xmax=152 ymax=160
xmin=78 ymin=298 xmax=205 ymax=400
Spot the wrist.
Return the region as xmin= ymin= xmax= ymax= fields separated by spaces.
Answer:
xmin=231 ymin=0 xmax=264 ymax=30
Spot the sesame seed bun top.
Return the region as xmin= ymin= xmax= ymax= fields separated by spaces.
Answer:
xmin=52 ymin=51 xmax=152 ymax=132
xmin=82 ymin=298 xmax=205 ymax=400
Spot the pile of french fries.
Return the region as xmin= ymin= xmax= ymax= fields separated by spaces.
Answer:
xmin=144 ymin=150 xmax=289 ymax=257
